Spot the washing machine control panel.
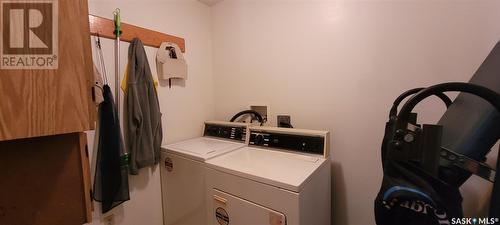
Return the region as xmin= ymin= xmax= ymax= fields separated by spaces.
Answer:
xmin=204 ymin=123 xmax=247 ymax=142
xmin=249 ymin=131 xmax=325 ymax=155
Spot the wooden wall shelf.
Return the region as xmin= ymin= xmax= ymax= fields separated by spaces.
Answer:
xmin=88 ymin=14 xmax=185 ymax=52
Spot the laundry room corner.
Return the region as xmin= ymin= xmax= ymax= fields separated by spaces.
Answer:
xmin=210 ymin=1 xmax=500 ymax=225
xmin=2 ymin=0 xmax=499 ymax=224
xmin=85 ymin=1 xmax=216 ymax=225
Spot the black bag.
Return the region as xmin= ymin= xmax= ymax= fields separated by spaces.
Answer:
xmin=93 ymin=85 xmax=131 ymax=213
xmin=375 ymin=82 xmax=500 ymax=225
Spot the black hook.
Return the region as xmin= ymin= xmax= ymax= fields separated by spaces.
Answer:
xmin=96 ymin=32 xmax=102 ymax=48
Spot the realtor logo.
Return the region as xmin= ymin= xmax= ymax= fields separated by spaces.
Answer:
xmin=1 ymin=0 xmax=58 ymax=69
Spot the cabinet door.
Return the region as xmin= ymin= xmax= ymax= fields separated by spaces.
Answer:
xmin=0 ymin=132 xmax=92 ymax=225
xmin=0 ymin=0 xmax=95 ymax=141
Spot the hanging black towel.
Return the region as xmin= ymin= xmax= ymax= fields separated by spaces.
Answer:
xmin=93 ymin=85 xmax=130 ymax=213
xmin=125 ymin=38 xmax=163 ymax=175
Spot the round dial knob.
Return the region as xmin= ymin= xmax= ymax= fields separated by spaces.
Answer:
xmin=255 ymin=134 xmax=265 ymax=145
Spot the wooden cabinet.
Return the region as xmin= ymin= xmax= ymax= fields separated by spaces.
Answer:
xmin=0 ymin=0 xmax=96 ymax=223
xmin=0 ymin=133 xmax=92 ymax=225
xmin=0 ymin=0 xmax=95 ymax=141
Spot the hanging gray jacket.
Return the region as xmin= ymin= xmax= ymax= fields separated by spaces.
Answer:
xmin=125 ymin=38 xmax=162 ymax=175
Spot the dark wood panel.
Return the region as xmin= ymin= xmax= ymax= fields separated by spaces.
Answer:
xmin=0 ymin=133 xmax=91 ymax=225
xmin=78 ymin=132 xmax=92 ymax=222
xmin=0 ymin=0 xmax=95 ymax=141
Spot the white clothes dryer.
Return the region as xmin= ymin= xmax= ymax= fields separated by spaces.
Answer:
xmin=206 ymin=126 xmax=331 ymax=225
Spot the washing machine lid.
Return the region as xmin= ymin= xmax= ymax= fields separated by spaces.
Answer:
xmin=206 ymin=147 xmax=327 ymax=192
xmin=161 ymin=137 xmax=246 ymax=161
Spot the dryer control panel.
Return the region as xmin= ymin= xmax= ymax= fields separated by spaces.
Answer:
xmin=249 ymin=128 xmax=327 ymax=156
xmin=204 ymin=122 xmax=247 ymax=142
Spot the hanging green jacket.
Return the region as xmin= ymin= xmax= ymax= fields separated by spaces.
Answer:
xmin=125 ymin=38 xmax=163 ymax=175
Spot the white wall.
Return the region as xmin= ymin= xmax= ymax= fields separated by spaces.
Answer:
xmin=211 ymin=1 xmax=500 ymax=224
xmin=86 ymin=0 xmax=214 ymax=225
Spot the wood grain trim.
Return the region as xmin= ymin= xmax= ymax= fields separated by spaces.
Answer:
xmin=78 ymin=133 xmax=93 ymax=222
xmin=88 ymin=14 xmax=186 ymax=52
xmin=0 ymin=0 xmax=95 ymax=141
xmin=82 ymin=1 xmax=97 ymax=129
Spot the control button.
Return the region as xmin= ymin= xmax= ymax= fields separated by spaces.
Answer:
xmin=301 ymin=142 xmax=307 ymax=150
xmin=255 ymin=134 xmax=265 ymax=145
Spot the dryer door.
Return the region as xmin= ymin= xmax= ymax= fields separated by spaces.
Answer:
xmin=211 ymin=189 xmax=286 ymax=225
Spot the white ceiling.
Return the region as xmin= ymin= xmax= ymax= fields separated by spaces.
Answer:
xmin=197 ymin=0 xmax=224 ymax=6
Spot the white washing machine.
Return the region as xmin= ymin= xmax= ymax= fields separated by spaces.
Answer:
xmin=206 ymin=126 xmax=331 ymax=225
xmin=160 ymin=121 xmax=249 ymax=225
